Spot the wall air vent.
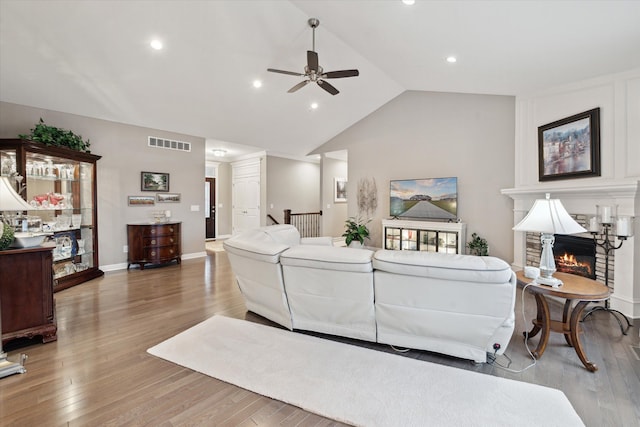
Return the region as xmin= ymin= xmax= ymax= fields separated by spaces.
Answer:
xmin=148 ymin=136 xmax=191 ymax=152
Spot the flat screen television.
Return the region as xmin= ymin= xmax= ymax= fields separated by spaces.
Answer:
xmin=390 ymin=177 xmax=458 ymax=220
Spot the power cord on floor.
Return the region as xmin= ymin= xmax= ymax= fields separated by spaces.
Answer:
xmin=486 ymin=282 xmax=537 ymax=373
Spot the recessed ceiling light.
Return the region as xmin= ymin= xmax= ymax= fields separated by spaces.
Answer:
xmin=446 ymin=56 xmax=457 ymax=63
xmin=150 ymin=39 xmax=163 ymax=50
xmin=310 ymin=102 xmax=319 ymax=110
xmin=402 ymin=0 xmax=415 ymax=5
xmin=253 ymin=80 xmax=262 ymax=88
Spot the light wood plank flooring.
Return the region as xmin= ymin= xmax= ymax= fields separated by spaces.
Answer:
xmin=1 ymin=248 xmax=639 ymax=426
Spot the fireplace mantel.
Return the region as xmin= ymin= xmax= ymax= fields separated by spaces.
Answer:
xmin=501 ymin=179 xmax=639 ymax=319
xmin=501 ymin=179 xmax=639 ymax=201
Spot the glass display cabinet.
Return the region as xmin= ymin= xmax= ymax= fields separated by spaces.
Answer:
xmin=382 ymin=219 xmax=467 ymax=254
xmin=0 ymin=139 xmax=103 ymax=291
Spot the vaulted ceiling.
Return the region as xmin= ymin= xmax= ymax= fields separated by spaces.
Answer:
xmin=1 ymin=1 xmax=639 ymax=161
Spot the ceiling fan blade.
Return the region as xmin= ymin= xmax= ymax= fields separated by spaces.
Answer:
xmin=267 ymin=68 xmax=304 ymax=76
xmin=322 ymin=69 xmax=359 ymax=79
xmin=287 ymin=80 xmax=310 ymax=93
xmin=318 ymin=80 xmax=339 ymax=95
xmin=307 ymin=51 xmax=319 ymax=73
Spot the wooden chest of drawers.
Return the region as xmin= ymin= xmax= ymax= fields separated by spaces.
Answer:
xmin=127 ymin=222 xmax=182 ymax=270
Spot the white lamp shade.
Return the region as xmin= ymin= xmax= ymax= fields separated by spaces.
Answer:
xmin=0 ymin=176 xmax=32 ymax=211
xmin=513 ymin=193 xmax=586 ymax=235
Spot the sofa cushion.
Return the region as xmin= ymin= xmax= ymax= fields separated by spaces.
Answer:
xmin=264 ymin=224 xmax=302 ymax=246
xmin=223 ymin=239 xmax=290 ymax=264
xmin=373 ymin=250 xmax=513 ymax=283
xmin=281 ymin=245 xmax=374 ymax=273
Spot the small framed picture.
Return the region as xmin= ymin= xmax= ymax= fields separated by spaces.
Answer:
xmin=334 ymin=177 xmax=347 ymax=203
xmin=128 ymin=195 xmax=155 ymax=206
xmin=156 ymin=193 xmax=181 ymax=203
xmin=141 ymin=171 xmax=170 ymax=191
xmin=538 ymin=108 xmax=601 ymax=181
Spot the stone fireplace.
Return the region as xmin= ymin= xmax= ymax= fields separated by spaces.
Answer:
xmin=502 ymin=181 xmax=639 ymax=318
xmin=524 ymin=213 xmax=613 ymax=286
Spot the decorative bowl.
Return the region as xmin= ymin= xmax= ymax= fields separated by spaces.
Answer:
xmin=10 ymin=232 xmax=47 ymax=248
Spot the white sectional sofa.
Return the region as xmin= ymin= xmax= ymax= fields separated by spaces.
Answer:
xmin=223 ymin=225 xmax=517 ymax=363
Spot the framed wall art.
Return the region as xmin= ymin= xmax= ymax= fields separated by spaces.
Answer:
xmin=334 ymin=177 xmax=347 ymax=203
xmin=156 ymin=193 xmax=181 ymax=203
xmin=128 ymin=195 xmax=155 ymax=206
xmin=141 ymin=171 xmax=169 ymax=191
xmin=538 ymin=108 xmax=600 ymax=181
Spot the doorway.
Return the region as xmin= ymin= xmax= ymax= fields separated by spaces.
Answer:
xmin=205 ymin=178 xmax=216 ymax=239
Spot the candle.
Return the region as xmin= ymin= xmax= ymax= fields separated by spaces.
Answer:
xmin=589 ymin=216 xmax=599 ymax=232
xmin=600 ymin=205 xmax=612 ymax=224
xmin=617 ymin=217 xmax=629 ymax=237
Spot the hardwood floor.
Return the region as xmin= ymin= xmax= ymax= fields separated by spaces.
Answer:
xmin=1 ymin=248 xmax=639 ymax=426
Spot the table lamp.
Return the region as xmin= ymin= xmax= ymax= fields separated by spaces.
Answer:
xmin=0 ymin=176 xmax=32 ymax=211
xmin=513 ymin=193 xmax=586 ymax=287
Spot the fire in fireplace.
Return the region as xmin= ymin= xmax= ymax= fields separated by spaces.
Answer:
xmin=553 ymin=235 xmax=596 ymax=279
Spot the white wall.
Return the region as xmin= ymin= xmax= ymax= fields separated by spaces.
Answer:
xmin=321 ymin=155 xmax=348 ymax=238
xmin=314 ymin=91 xmax=516 ymax=260
xmin=0 ymin=101 xmax=206 ymax=268
xmin=266 ymin=156 xmax=320 ymax=224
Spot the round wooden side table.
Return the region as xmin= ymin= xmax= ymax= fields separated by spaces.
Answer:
xmin=516 ymin=271 xmax=610 ymax=372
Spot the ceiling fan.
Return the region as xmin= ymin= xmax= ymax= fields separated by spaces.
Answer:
xmin=267 ymin=18 xmax=359 ymax=96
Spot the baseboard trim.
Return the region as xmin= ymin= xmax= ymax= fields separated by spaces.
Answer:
xmin=101 ymin=251 xmax=207 ymax=272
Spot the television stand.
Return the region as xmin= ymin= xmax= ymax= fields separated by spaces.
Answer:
xmin=381 ymin=219 xmax=467 ymax=253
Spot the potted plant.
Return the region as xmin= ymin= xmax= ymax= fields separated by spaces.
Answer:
xmin=342 ymin=216 xmax=371 ymax=247
xmin=467 ymin=232 xmax=489 ymax=256
xmin=19 ymin=118 xmax=91 ymax=153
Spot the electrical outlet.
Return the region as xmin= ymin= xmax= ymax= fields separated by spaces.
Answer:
xmin=123 ymin=245 xmax=128 ymax=253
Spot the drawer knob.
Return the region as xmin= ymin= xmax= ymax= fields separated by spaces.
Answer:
xmin=151 ymin=239 xmax=156 ymax=245
xmin=169 ymin=227 xmax=174 ymax=232
xmin=151 ymin=251 xmax=156 ymax=256
xmin=169 ymin=249 xmax=174 ymax=254
xmin=170 ymin=238 xmax=174 ymax=243
xmin=151 ymin=229 xmax=156 ymax=234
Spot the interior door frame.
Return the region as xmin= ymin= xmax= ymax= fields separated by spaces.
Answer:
xmin=205 ymin=177 xmax=216 ymax=239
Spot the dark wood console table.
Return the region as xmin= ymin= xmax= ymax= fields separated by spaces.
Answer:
xmin=1 ymin=245 xmax=58 ymax=345
xmin=516 ymin=271 xmax=609 ymax=372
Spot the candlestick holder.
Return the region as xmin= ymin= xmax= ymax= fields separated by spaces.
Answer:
xmin=582 ymin=223 xmax=632 ymax=335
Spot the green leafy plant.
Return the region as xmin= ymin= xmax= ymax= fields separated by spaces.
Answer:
xmin=0 ymin=223 xmax=15 ymax=250
xmin=342 ymin=216 xmax=371 ymax=246
xmin=19 ymin=118 xmax=91 ymax=152
xmin=467 ymin=232 xmax=489 ymax=256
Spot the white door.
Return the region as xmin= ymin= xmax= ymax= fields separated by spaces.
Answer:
xmin=233 ymin=176 xmax=260 ymax=234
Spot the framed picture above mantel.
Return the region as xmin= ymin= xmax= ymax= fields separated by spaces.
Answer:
xmin=538 ymin=108 xmax=601 ymax=181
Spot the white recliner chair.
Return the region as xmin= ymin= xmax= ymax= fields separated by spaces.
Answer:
xmin=223 ymin=225 xmax=332 ymax=329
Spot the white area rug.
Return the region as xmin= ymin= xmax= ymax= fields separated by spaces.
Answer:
xmin=148 ymin=315 xmax=584 ymax=427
